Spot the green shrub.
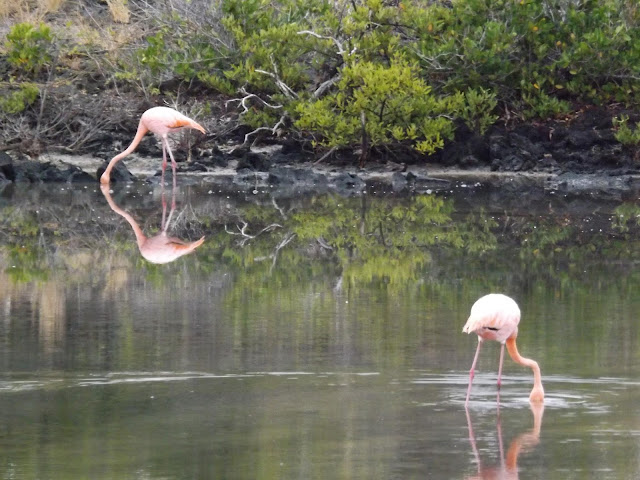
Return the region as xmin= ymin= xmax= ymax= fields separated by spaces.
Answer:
xmin=5 ymin=22 xmax=54 ymax=76
xmin=0 ymin=83 xmax=39 ymax=114
xmin=613 ymin=115 xmax=640 ymax=145
xmin=295 ymin=58 xmax=464 ymax=157
xmin=460 ymin=88 xmax=498 ymax=135
xmin=220 ymin=0 xmax=330 ymax=93
xmin=116 ymin=0 xmax=640 ymax=158
xmin=406 ymin=0 xmax=640 ymax=115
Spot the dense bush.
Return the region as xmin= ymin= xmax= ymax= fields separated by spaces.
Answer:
xmin=5 ymin=22 xmax=54 ymax=77
xmin=1 ymin=0 xmax=639 ymax=160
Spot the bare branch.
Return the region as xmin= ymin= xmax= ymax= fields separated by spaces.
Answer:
xmin=255 ymin=69 xmax=298 ymax=100
xmin=312 ymin=74 xmax=341 ymax=99
xmin=317 ymin=237 xmax=333 ymax=250
xmin=297 ymin=30 xmax=347 ymax=56
xmin=226 ymin=87 xmax=283 ymax=113
xmin=314 ymin=146 xmax=337 ymax=164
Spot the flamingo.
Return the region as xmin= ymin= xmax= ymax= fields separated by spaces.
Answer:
xmin=99 ymin=106 xmax=206 ymax=185
xmin=462 ymin=294 xmax=544 ymax=405
xmin=100 ymin=184 xmax=205 ymax=264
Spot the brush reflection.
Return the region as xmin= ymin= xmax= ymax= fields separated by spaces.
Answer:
xmin=100 ymin=184 xmax=204 ymax=264
xmin=465 ymin=403 xmax=544 ymax=479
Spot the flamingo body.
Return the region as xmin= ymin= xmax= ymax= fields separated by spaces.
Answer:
xmin=463 ymin=293 xmax=519 ymax=344
xmin=463 ymin=294 xmax=544 ymax=405
xmin=100 ymin=107 xmax=205 ymax=184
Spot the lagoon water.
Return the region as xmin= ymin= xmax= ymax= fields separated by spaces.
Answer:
xmin=1 ymin=178 xmax=639 ymax=479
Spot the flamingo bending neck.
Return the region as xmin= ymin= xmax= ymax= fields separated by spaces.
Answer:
xmin=506 ymin=336 xmax=544 ymax=403
xmin=100 ymin=121 xmax=149 ymax=184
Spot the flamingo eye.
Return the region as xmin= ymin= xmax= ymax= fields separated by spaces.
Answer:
xmin=484 ymin=327 xmax=499 ymax=331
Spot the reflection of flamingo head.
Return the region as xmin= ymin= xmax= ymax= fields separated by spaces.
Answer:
xmin=139 ymin=233 xmax=205 ymax=264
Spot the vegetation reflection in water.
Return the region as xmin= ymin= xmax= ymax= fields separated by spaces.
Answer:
xmin=2 ymin=185 xmax=640 ymax=293
xmin=1 ymin=184 xmax=640 ymax=478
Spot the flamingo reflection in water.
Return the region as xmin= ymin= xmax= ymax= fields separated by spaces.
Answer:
xmin=100 ymin=184 xmax=204 ymax=264
xmin=465 ymin=403 xmax=544 ymax=480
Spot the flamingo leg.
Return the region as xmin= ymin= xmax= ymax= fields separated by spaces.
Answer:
xmin=161 ymin=141 xmax=168 ymax=186
xmin=164 ymin=138 xmax=178 ymax=189
xmin=466 ymin=338 xmax=483 ymax=405
xmin=497 ymin=342 xmax=505 ymax=390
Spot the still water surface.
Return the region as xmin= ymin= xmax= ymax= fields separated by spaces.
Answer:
xmin=1 ymin=178 xmax=639 ymax=479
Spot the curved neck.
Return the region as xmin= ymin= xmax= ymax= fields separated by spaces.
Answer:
xmin=102 ymin=120 xmax=149 ymax=180
xmin=506 ymin=337 xmax=544 ymax=400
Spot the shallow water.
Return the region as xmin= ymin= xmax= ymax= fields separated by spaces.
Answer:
xmin=1 ymin=179 xmax=639 ymax=479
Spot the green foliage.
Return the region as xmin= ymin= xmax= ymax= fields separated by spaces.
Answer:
xmin=612 ymin=203 xmax=640 ymax=233
xmin=460 ymin=88 xmax=498 ymax=135
xmin=61 ymin=0 xmax=640 ymax=160
xmin=295 ymin=59 xmax=463 ymax=155
xmin=220 ymin=0 xmax=330 ymax=96
xmin=521 ymin=90 xmax=571 ymax=120
xmin=406 ymin=0 xmax=640 ymax=114
xmin=133 ymin=18 xmax=234 ymax=94
xmin=5 ymin=22 xmax=54 ymax=76
xmin=0 ymin=83 xmax=39 ymax=114
xmin=613 ymin=115 xmax=640 ymax=146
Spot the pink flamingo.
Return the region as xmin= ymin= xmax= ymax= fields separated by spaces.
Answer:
xmin=462 ymin=294 xmax=544 ymax=405
xmin=100 ymin=184 xmax=205 ymax=264
xmin=99 ymin=106 xmax=206 ymax=185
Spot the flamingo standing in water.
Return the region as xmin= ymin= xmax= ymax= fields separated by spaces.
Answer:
xmin=462 ymin=294 xmax=544 ymax=405
xmin=99 ymin=106 xmax=206 ymax=185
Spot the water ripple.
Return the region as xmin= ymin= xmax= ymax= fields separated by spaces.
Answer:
xmin=410 ymin=372 xmax=631 ymax=411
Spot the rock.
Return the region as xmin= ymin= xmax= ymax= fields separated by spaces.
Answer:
xmin=232 ymin=168 xmax=264 ymax=189
xmin=0 ymin=154 xmax=95 ymax=183
xmin=268 ymin=166 xmax=328 ymax=187
xmin=331 ymin=173 xmax=365 ymax=193
xmin=544 ymin=172 xmax=635 ymax=199
xmin=0 ymin=151 xmax=16 ymax=182
xmin=405 ymin=170 xmax=452 ymax=192
xmin=391 ymin=172 xmax=408 ymax=192
xmin=55 ymin=165 xmax=95 ymax=183
xmin=236 ymin=151 xmax=271 ymax=171
xmin=96 ymin=160 xmax=137 ymax=183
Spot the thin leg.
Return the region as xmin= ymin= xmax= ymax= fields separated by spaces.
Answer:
xmin=466 ymin=338 xmax=483 ymax=406
xmin=165 ymin=139 xmax=178 ymax=189
xmin=161 ymin=142 xmax=168 ymax=186
xmin=497 ymin=342 xmax=505 ymax=389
